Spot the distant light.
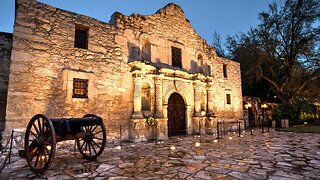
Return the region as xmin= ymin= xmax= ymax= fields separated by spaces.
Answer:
xmin=131 ymin=144 xmax=135 ymax=147
xmin=213 ymin=139 xmax=218 ymax=143
xmin=227 ymin=132 xmax=230 ymax=135
xmin=41 ymin=156 xmax=46 ymax=161
xmin=170 ymin=146 xmax=176 ymax=150
xmin=233 ymin=132 xmax=236 ymax=134
xmin=116 ymin=146 xmax=122 ymax=150
xmin=243 ymin=130 xmax=246 ymax=133
xmin=240 ymin=135 xmax=243 ymax=138
xmin=195 ymin=142 xmax=201 ymax=147
xmin=229 ymin=137 xmax=233 ymax=140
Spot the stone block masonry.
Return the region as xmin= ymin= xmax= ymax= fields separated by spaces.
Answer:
xmin=5 ymin=0 xmax=133 ymax=140
xmin=4 ymin=0 xmax=243 ymax=142
xmin=0 ymin=32 xmax=12 ymax=133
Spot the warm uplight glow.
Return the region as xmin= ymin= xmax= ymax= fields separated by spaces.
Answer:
xmin=243 ymin=130 xmax=246 ymax=133
xmin=245 ymin=103 xmax=252 ymax=109
xmin=261 ymin=104 xmax=268 ymax=108
xmin=201 ymin=111 xmax=206 ymax=116
xmin=229 ymin=137 xmax=233 ymax=140
xmin=41 ymin=156 xmax=46 ymax=161
xmin=170 ymin=146 xmax=176 ymax=150
xmin=131 ymin=144 xmax=135 ymax=147
xmin=213 ymin=139 xmax=218 ymax=143
xmin=195 ymin=142 xmax=201 ymax=147
xmin=116 ymin=146 xmax=122 ymax=150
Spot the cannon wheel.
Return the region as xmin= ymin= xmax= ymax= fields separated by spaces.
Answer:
xmin=76 ymin=114 xmax=106 ymax=160
xmin=25 ymin=114 xmax=56 ymax=173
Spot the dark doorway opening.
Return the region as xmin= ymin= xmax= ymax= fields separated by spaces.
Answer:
xmin=168 ymin=93 xmax=186 ymax=136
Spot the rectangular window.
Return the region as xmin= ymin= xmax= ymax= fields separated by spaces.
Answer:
xmin=223 ymin=64 xmax=228 ymax=78
xmin=172 ymin=47 xmax=182 ymax=68
xmin=73 ymin=78 xmax=88 ymax=98
xmin=74 ymin=25 xmax=89 ymax=49
xmin=226 ymin=94 xmax=231 ymax=104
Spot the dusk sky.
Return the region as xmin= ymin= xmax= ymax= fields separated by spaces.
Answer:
xmin=0 ymin=0 xmax=275 ymax=46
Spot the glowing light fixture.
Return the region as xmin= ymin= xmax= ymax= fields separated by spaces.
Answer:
xmin=195 ymin=142 xmax=201 ymax=147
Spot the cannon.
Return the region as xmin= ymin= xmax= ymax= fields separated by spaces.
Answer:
xmin=23 ymin=114 xmax=106 ymax=173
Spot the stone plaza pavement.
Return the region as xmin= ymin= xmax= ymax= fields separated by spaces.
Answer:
xmin=1 ymin=130 xmax=320 ymax=179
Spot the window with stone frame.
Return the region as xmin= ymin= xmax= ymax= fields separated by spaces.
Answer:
xmin=73 ymin=78 xmax=88 ymax=98
xmin=226 ymin=94 xmax=231 ymax=104
xmin=172 ymin=47 xmax=182 ymax=68
xmin=74 ymin=25 xmax=89 ymax=49
xmin=223 ymin=64 xmax=228 ymax=78
xmin=141 ymin=38 xmax=151 ymax=63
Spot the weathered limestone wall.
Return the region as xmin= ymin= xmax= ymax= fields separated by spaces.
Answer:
xmin=111 ymin=3 xmax=216 ymax=75
xmin=111 ymin=3 xmax=242 ymax=120
xmin=6 ymin=0 xmax=133 ymax=140
xmin=212 ymin=57 xmax=243 ymax=120
xmin=5 ymin=0 xmax=243 ymax=142
xmin=0 ymin=32 xmax=12 ymax=132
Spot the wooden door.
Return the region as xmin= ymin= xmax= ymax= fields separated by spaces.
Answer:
xmin=168 ymin=93 xmax=186 ymax=136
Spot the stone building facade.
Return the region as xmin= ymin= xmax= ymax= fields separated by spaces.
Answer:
xmin=0 ymin=32 xmax=12 ymax=133
xmin=2 ymin=0 xmax=242 ymax=142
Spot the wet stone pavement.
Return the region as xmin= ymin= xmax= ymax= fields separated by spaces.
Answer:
xmin=1 ymin=130 xmax=320 ymax=179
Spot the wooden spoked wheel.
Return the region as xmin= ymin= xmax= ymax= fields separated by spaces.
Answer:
xmin=76 ymin=114 xmax=106 ymax=160
xmin=25 ymin=114 xmax=56 ymax=173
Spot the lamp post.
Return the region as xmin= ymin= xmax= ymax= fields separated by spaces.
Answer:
xmin=245 ymin=103 xmax=253 ymax=135
xmin=261 ymin=104 xmax=268 ymax=133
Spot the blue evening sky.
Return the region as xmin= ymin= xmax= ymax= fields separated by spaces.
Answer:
xmin=0 ymin=0 xmax=275 ymax=46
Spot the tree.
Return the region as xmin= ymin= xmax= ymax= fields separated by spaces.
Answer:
xmin=212 ymin=31 xmax=226 ymax=57
xmin=228 ymin=0 xmax=320 ymax=104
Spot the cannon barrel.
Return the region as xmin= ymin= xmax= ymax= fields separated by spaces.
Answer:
xmin=51 ymin=116 xmax=103 ymax=127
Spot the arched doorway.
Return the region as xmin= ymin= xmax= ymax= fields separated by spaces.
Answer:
xmin=168 ymin=93 xmax=186 ymax=136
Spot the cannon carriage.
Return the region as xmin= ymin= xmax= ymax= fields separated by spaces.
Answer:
xmin=23 ymin=114 xmax=106 ymax=173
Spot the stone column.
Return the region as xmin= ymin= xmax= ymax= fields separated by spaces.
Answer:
xmin=193 ymin=82 xmax=201 ymax=117
xmin=186 ymin=105 xmax=193 ymax=135
xmin=132 ymin=77 xmax=143 ymax=119
xmin=206 ymin=83 xmax=214 ymax=114
xmin=154 ymin=76 xmax=163 ymax=118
